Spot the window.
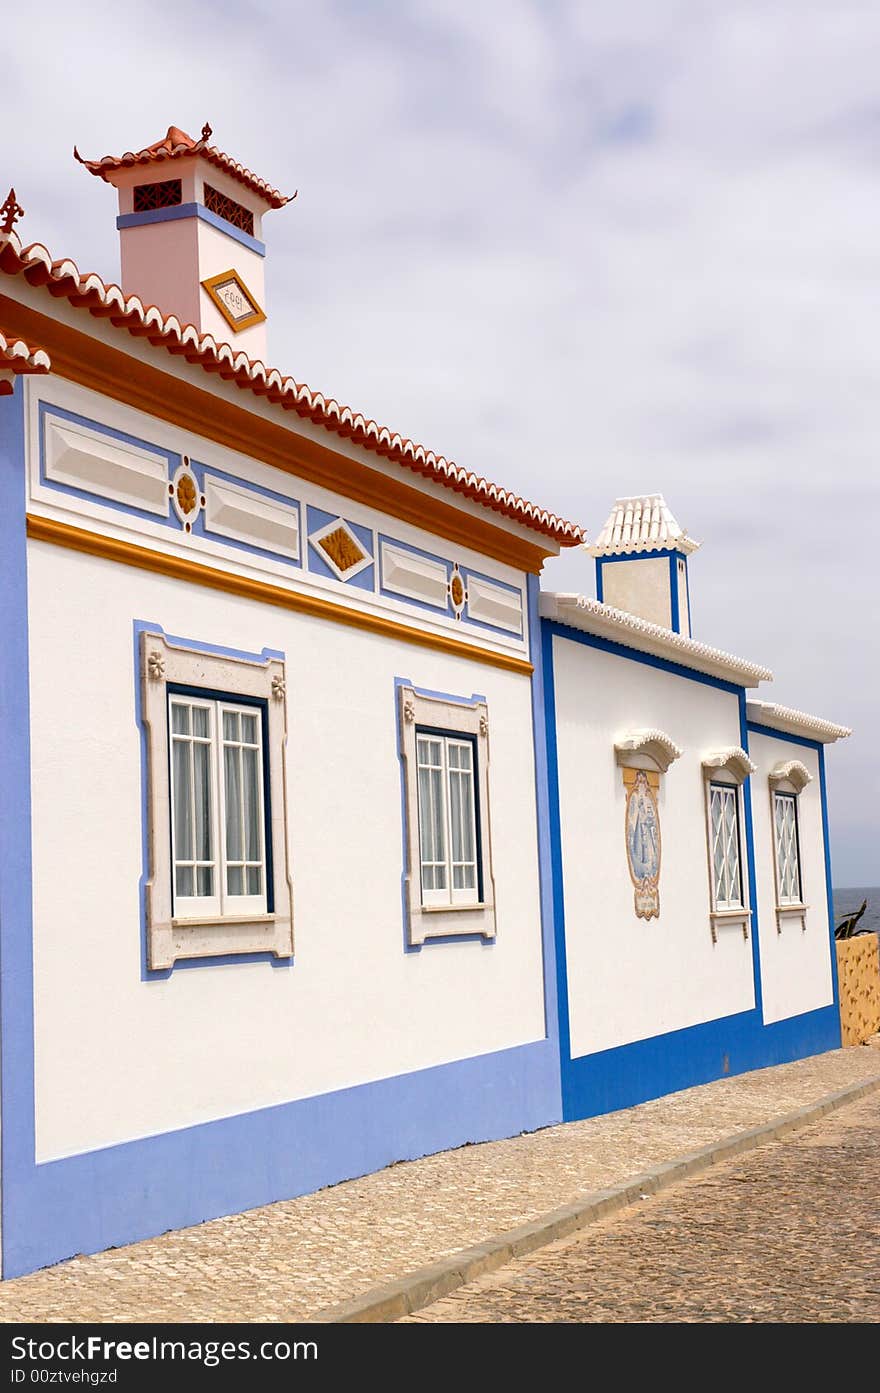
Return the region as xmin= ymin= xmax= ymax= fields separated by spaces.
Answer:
xmin=701 ymin=748 xmax=754 ymax=941
xmin=416 ymin=732 xmax=480 ymax=907
xmin=768 ymin=759 xmax=811 ymax=926
xmin=141 ymin=631 xmax=293 ymax=970
xmin=708 ymin=783 xmax=743 ymax=910
xmin=399 ymin=686 xmax=496 ymax=944
xmin=773 ymin=791 xmax=802 ymax=905
xmin=169 ymin=695 xmax=267 ymax=919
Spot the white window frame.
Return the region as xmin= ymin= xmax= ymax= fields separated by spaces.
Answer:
xmin=768 ymin=760 xmax=811 ymax=930
xmin=142 ymin=631 xmax=293 ymax=969
xmin=701 ymin=749 xmax=753 ymax=942
xmin=168 ymin=695 xmax=268 ymax=920
xmin=771 ymin=787 xmax=807 ymax=928
xmin=399 ymin=685 xmax=496 ymax=945
xmin=415 ymin=731 xmax=481 ymax=909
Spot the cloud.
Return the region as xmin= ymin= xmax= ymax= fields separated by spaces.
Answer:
xmin=4 ymin=0 xmax=876 ymax=880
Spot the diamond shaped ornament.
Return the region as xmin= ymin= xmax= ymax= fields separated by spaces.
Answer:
xmin=201 ymin=269 xmax=266 ymax=332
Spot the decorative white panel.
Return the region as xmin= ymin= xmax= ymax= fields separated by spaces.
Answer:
xmin=381 ymin=541 xmax=448 ymax=609
xmin=44 ymin=417 xmax=170 ymax=516
xmin=466 ymin=575 xmax=523 ymax=634
xmin=204 ymin=476 xmax=300 ymax=559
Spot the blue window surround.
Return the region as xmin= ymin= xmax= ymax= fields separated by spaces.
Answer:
xmin=116 ymin=203 xmax=267 ymax=258
xmin=542 ymin=618 xmax=841 ymax=1124
xmin=134 ymin=623 xmax=290 ymax=980
xmin=394 ymin=680 xmax=489 ymax=951
xmin=594 ymin=549 xmax=690 ymax=636
xmin=0 ymin=455 xmax=559 ymax=1278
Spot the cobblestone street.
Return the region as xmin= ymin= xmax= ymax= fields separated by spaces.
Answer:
xmin=404 ymin=1088 xmax=880 ymax=1323
xmin=0 ymin=1043 xmax=877 ymax=1322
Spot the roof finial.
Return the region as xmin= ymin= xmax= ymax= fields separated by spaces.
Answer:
xmin=0 ymin=188 xmax=24 ymax=234
xmin=200 ymin=122 xmax=213 ymax=143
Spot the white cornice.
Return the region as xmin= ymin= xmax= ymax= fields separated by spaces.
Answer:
xmin=541 ymin=593 xmax=772 ymax=688
xmin=769 ymin=759 xmax=813 ymax=793
xmin=746 ymin=700 xmax=851 ymax=744
xmin=702 ymin=747 xmax=756 ymax=783
xmin=614 ymin=730 xmax=683 ymax=773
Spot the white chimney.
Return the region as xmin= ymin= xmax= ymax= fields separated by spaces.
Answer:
xmin=588 ymin=494 xmax=700 ymax=636
xmin=75 ymin=124 xmax=293 ymax=363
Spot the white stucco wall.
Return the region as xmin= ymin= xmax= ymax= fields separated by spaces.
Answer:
xmin=601 ymin=556 xmax=671 ymax=630
xmin=676 ymin=557 xmax=690 ymax=638
xmin=749 ymin=731 xmax=834 ymax=1025
xmin=28 ymin=543 xmax=547 ymax=1162
xmin=551 ymin=633 xmax=756 ymax=1059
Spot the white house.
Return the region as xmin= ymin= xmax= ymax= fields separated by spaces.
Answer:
xmin=0 ymin=127 xmax=850 ymax=1278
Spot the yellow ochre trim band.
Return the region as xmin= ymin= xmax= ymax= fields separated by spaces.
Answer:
xmin=26 ymin=515 xmax=534 ymax=677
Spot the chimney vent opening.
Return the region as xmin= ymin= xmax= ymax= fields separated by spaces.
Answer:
xmin=204 ymin=183 xmax=254 ymax=236
xmin=133 ymin=179 xmax=183 ymax=212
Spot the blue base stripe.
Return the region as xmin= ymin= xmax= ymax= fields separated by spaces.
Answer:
xmin=3 ymin=1039 xmax=558 ymax=1280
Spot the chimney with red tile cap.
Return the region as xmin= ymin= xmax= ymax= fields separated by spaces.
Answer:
xmin=75 ymin=124 xmax=294 ymax=363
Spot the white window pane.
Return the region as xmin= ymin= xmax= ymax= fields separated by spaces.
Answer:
xmin=225 ymin=744 xmax=243 ymax=862
xmin=172 ymin=739 xmax=193 ymax=861
xmin=241 ymin=712 xmax=258 ymax=744
xmin=197 ymin=865 xmax=214 ymax=896
xmin=192 ymin=739 xmax=213 ymax=864
xmin=460 ymin=774 xmax=475 ymax=863
xmin=223 ymin=710 xmax=240 ymax=742
xmin=246 ymin=866 xmax=262 ymax=895
xmin=171 ymin=702 xmax=190 ymax=735
xmin=242 ymin=746 xmax=261 ymax=863
xmin=431 ymin=767 xmax=446 ymax=866
xmin=710 ymin=785 xmax=742 ymax=909
xmin=227 ymin=865 xmax=244 ymax=895
xmin=418 ymin=764 xmax=434 ymax=862
xmin=449 ymin=771 xmax=464 ymax=862
xmin=176 ymin=865 xmax=194 ymax=897
xmin=417 ymin=736 xmax=442 ymax=768
xmin=191 ymin=706 xmax=209 ymax=737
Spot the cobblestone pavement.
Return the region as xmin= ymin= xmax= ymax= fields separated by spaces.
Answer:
xmin=404 ymin=1086 xmax=880 ymax=1323
xmin=1 ymin=1042 xmax=878 ymax=1322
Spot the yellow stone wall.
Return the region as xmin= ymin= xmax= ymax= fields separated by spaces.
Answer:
xmin=836 ymin=932 xmax=880 ymax=1047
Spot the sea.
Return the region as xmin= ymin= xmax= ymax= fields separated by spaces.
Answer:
xmin=832 ymin=887 xmax=880 ymax=936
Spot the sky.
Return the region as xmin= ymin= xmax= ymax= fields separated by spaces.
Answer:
xmin=5 ymin=1 xmax=878 ymax=884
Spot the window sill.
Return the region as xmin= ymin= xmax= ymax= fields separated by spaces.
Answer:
xmin=149 ymin=911 xmax=292 ymax=970
xmin=408 ymin=900 xmax=497 ymax=945
xmin=709 ymin=908 xmax=750 ymax=943
xmin=171 ymin=913 xmax=276 ymax=928
xmin=421 ymin=902 xmax=488 ymax=915
xmin=776 ymin=902 xmax=809 ymax=932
